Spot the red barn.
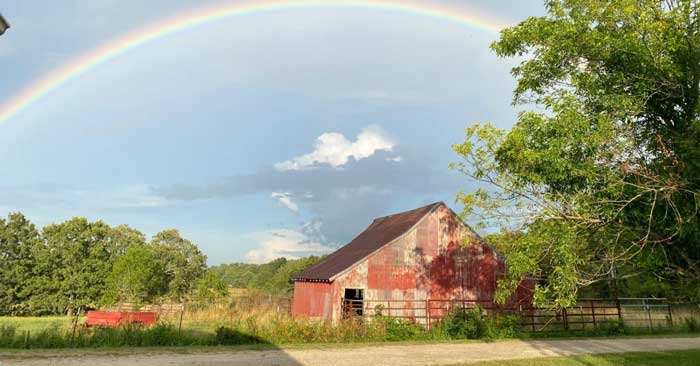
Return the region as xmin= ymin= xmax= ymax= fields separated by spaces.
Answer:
xmin=291 ymin=202 xmax=532 ymax=322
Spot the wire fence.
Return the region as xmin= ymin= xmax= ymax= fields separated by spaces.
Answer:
xmin=101 ymin=295 xmax=698 ymax=335
xmin=342 ymin=297 xmax=692 ymax=332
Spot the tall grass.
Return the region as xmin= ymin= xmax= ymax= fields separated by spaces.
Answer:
xmin=0 ymin=316 xmax=407 ymax=348
xmin=0 ymin=308 xmax=515 ymax=349
xmin=0 ymin=322 xmax=217 ymax=348
xmin=1 ymin=301 xmax=699 ymax=349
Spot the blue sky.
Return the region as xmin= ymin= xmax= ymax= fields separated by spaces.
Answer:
xmin=0 ymin=0 xmax=544 ymax=264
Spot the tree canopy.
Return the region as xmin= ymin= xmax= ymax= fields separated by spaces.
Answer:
xmin=0 ymin=212 xmax=321 ymax=315
xmin=0 ymin=213 xmax=213 ymax=315
xmin=454 ymin=0 xmax=700 ymax=306
xmin=32 ymin=218 xmax=115 ymax=315
xmin=102 ymin=246 xmax=167 ymax=305
xmin=151 ymin=229 xmax=207 ymax=301
xmin=0 ymin=213 xmax=40 ymax=315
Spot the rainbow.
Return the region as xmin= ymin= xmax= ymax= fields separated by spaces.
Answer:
xmin=0 ymin=0 xmax=509 ymax=124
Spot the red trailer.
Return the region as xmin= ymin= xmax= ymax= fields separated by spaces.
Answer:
xmin=85 ymin=311 xmax=157 ymax=328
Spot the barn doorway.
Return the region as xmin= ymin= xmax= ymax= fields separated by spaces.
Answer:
xmin=343 ymin=288 xmax=364 ymax=318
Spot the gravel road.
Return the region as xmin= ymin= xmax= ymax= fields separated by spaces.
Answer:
xmin=2 ymin=337 xmax=700 ymax=366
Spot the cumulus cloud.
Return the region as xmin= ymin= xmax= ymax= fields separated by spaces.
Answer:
xmin=271 ymin=191 xmax=299 ymax=214
xmin=274 ymin=124 xmax=396 ymax=171
xmin=244 ymin=229 xmax=333 ymax=264
xmin=154 ymin=147 xmax=466 ymax=246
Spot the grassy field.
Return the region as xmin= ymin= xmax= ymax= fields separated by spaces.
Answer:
xmin=0 ymin=316 xmax=212 ymax=333
xmin=0 ymin=315 xmax=234 ymax=335
xmin=0 ymin=316 xmax=77 ymax=333
xmin=467 ymin=349 xmax=700 ymax=366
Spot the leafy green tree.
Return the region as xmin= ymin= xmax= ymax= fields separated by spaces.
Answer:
xmin=109 ymin=224 xmax=147 ymax=256
xmin=151 ymin=230 xmax=207 ymax=300
xmin=102 ymin=246 xmax=166 ymax=305
xmin=252 ymin=258 xmax=288 ymax=289
xmin=0 ymin=213 xmax=40 ymax=315
xmin=0 ymin=212 xmax=215 ymax=314
xmin=30 ymin=218 xmax=115 ymax=314
xmin=210 ymin=262 xmax=259 ymax=288
xmin=453 ymin=0 xmax=700 ymax=306
xmin=192 ymin=270 xmax=228 ymax=305
xmin=264 ymin=256 xmax=324 ymax=295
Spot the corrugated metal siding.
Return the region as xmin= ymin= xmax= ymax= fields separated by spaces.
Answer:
xmin=291 ymin=281 xmax=332 ymax=318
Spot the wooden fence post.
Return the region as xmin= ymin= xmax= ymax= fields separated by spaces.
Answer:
xmin=518 ymin=304 xmax=523 ymax=332
xmin=590 ymin=301 xmax=596 ymax=329
xmin=426 ymin=300 xmax=431 ymax=331
xmin=644 ymin=299 xmax=652 ymax=330
xmin=178 ymin=303 xmax=184 ymax=336
xmin=70 ymin=306 xmax=81 ymax=344
xmin=616 ymin=298 xmax=622 ymax=323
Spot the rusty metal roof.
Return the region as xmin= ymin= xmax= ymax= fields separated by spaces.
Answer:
xmin=294 ymin=202 xmax=443 ymax=282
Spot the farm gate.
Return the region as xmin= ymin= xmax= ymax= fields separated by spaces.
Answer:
xmin=342 ymin=297 xmax=676 ymax=332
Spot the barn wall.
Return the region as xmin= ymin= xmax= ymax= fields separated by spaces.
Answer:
xmin=291 ymin=281 xmax=332 ymax=319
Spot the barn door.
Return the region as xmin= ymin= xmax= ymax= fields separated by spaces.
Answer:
xmin=342 ymin=288 xmax=364 ymax=318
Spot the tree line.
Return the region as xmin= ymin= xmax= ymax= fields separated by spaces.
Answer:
xmin=0 ymin=212 xmax=221 ymax=316
xmin=209 ymin=256 xmax=324 ymax=296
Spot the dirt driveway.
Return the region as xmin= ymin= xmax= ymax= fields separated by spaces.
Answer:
xmin=2 ymin=337 xmax=700 ymax=366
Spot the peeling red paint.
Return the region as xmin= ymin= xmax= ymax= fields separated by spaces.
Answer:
xmin=291 ymin=281 xmax=332 ymax=319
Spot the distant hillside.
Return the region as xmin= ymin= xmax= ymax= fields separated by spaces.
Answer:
xmin=209 ymin=256 xmax=324 ymax=296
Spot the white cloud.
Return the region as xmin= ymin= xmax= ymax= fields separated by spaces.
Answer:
xmin=274 ymin=124 xmax=396 ymax=171
xmin=271 ymin=191 xmax=299 ymax=214
xmin=244 ymin=229 xmax=333 ymax=264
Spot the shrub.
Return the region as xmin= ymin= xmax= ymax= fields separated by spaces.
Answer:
xmin=380 ymin=317 xmax=424 ymax=341
xmin=434 ymin=306 xmax=486 ymax=339
xmin=369 ymin=305 xmax=426 ymax=341
xmin=485 ymin=314 xmax=522 ymax=339
xmin=584 ymin=320 xmax=627 ymax=337
xmin=684 ymin=317 xmax=700 ymax=333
